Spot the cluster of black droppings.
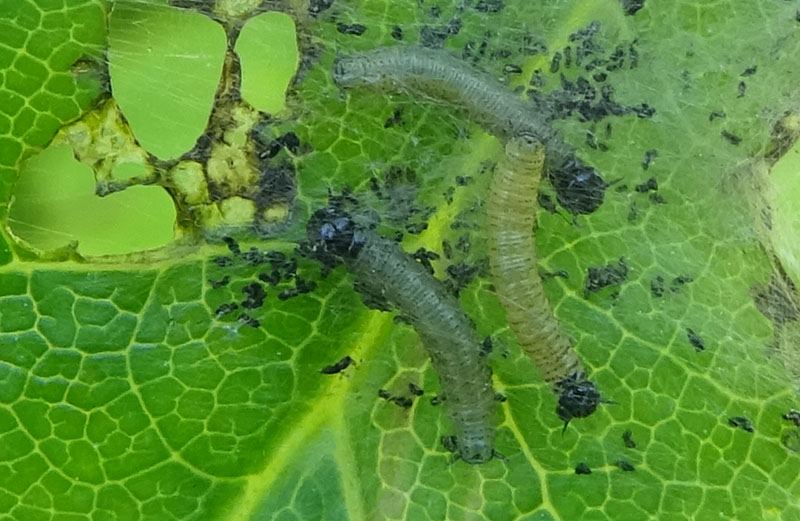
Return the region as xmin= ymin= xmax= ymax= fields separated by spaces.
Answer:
xmin=420 ymin=16 xmax=462 ymax=49
xmin=278 ymin=277 xmax=317 ymax=301
xmin=474 ymin=0 xmax=505 ymax=13
xmin=548 ymin=158 xmax=609 ymax=216
xmin=622 ymin=429 xmax=637 ymax=448
xmin=532 ymin=23 xmax=648 ymax=127
xmin=584 ymin=257 xmax=628 ymax=298
xmin=783 ymin=410 xmax=800 ymax=427
xmin=728 ymin=416 xmax=755 ymax=433
xmin=208 ymin=236 xmax=322 ymax=331
xmin=412 ymin=248 xmax=441 ymax=275
xmin=651 ymin=275 xmax=665 ymax=298
xmin=549 ymin=76 xmax=652 ymax=123
xmin=378 ymin=389 xmax=413 ymax=409
xmin=265 ymin=253 xmax=299 ymax=283
xmin=384 ymin=107 xmax=404 ymax=128
xmin=494 ymin=392 xmax=507 ymax=402
xmin=616 ymin=460 xmax=636 ymax=472
xmin=521 ymin=34 xmax=548 ymax=56
xmin=686 ymin=327 xmax=705 ymax=352
xmin=241 ymin=282 xmax=266 ymax=309
xmin=430 ymin=394 xmax=446 ymax=406
xmin=320 ymin=355 xmax=354 ymax=374
xmin=253 ymin=131 xmax=302 ymax=160
xmin=337 ymin=23 xmax=366 ymax=36
xmin=620 ymin=0 xmax=645 ymax=16
xmin=721 ymin=130 xmax=742 ymax=145
xmin=238 ymin=313 xmax=260 ymax=328
xmin=635 ymin=177 xmax=658 ymax=193
xmin=737 ymin=81 xmax=747 ymax=98
xmin=569 ymin=21 xmax=604 ymax=63
xmin=575 ymin=462 xmax=592 ymax=475
xmin=445 ymin=262 xmax=481 ymax=296
xmin=308 ymin=0 xmax=333 ymax=15
xmin=408 ymin=383 xmax=424 ymax=396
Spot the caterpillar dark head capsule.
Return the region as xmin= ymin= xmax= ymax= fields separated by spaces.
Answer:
xmin=307 ymin=207 xmax=365 ymax=258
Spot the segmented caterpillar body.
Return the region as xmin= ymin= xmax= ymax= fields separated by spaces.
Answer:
xmin=333 ymin=46 xmax=573 ymax=170
xmin=333 ymin=46 xmax=606 ymax=215
xmin=309 ymin=208 xmax=496 ymax=463
xmin=487 ymin=136 xmax=600 ymax=423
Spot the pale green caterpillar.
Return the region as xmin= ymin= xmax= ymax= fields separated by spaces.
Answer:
xmin=308 ymin=207 xmax=497 ymax=464
xmin=487 ymin=136 xmax=601 ymax=424
xmin=332 ymin=45 xmax=577 ymax=177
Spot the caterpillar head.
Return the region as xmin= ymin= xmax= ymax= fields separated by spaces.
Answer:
xmin=506 ymin=133 xmax=546 ymax=164
xmin=332 ymin=55 xmax=382 ymax=87
xmin=551 ymin=158 xmax=606 ymax=215
xmin=307 ymin=206 xmax=365 ymax=258
xmin=555 ymin=375 xmax=602 ymax=425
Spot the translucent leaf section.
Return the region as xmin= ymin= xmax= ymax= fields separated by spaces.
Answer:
xmin=7 ymin=144 xmax=175 ymax=256
xmin=0 ymin=0 xmax=106 ymax=264
xmin=108 ymin=1 xmax=226 ymax=159
xmin=236 ymin=11 xmax=299 ymax=115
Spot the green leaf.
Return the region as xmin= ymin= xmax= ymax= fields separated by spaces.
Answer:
xmin=2 ymin=0 xmax=800 ymax=520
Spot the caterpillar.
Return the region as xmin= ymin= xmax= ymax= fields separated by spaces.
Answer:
xmin=307 ymin=207 xmax=496 ymax=464
xmin=332 ymin=45 xmax=604 ymax=215
xmin=487 ymin=135 xmax=601 ymax=425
